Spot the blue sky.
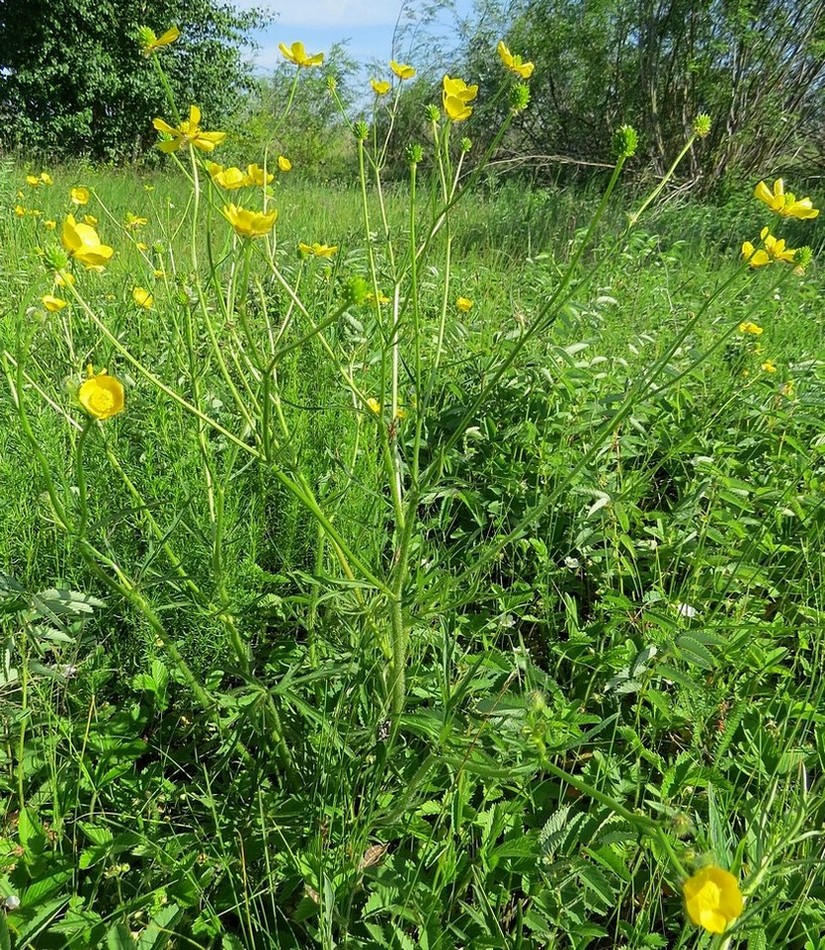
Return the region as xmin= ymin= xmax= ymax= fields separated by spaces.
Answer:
xmin=237 ymin=0 xmax=476 ymax=73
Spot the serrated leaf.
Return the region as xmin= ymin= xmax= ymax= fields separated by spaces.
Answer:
xmin=137 ymin=903 xmax=181 ymax=950
xmin=107 ymin=923 xmax=136 ymax=949
xmin=676 ymin=634 xmax=716 ymax=669
xmin=578 ymin=863 xmax=616 ymax=911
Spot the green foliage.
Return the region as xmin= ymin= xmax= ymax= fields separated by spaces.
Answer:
xmin=1 ymin=47 xmax=825 ymax=947
xmin=0 ymin=0 xmax=266 ymax=161
xmin=453 ymin=0 xmax=825 ymax=190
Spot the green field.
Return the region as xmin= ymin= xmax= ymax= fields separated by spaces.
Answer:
xmin=1 ymin=97 xmax=825 ymax=950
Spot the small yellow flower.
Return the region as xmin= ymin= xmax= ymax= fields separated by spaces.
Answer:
xmin=43 ymin=219 xmax=57 ymax=230
xmin=55 ymin=271 xmax=76 ymax=288
xmin=277 ymin=155 xmax=292 ymax=172
xmin=366 ymin=397 xmax=381 ymax=414
xmin=761 ymin=360 xmax=777 ymax=373
xmin=223 ymin=204 xmax=278 ymax=239
xmin=61 ymin=214 xmax=114 ymax=269
xmin=153 ymin=269 xmax=165 ymax=278
xmin=40 ymin=172 xmax=53 ymax=185
xmin=14 ymin=205 xmax=26 ymax=216
xmin=133 ymin=287 xmax=154 ymax=309
xmin=71 ymin=186 xmax=90 ymax=205
xmin=754 ymin=178 xmax=819 ymax=220
xmin=42 ymin=295 xmax=68 ymax=312
xmin=83 ymin=214 xmax=98 ymax=226
xmin=442 ymin=75 xmax=478 ymax=122
xmin=212 ymin=166 xmax=247 ymax=189
xmin=497 ymin=40 xmax=535 ymax=78
xmin=78 ymin=368 xmax=125 ymax=420
xmin=371 ymin=78 xmax=391 ymax=96
xmin=298 ymin=242 xmax=338 ymax=258
xmin=456 ymin=296 xmax=473 ymax=312
xmin=26 ymin=175 xmax=40 ymax=187
xmin=153 ymin=105 xmax=226 ymax=153
xmin=246 ymin=163 xmax=273 ymax=186
xmin=683 ymin=866 xmax=743 ymax=935
xmin=279 ymin=41 xmax=324 ymax=67
xmin=136 ymin=242 xmax=148 ymax=251
xmin=125 ymin=211 xmax=148 ymax=229
xmin=141 ymin=25 xmax=180 ymax=57
xmin=739 ymin=321 xmax=763 ymax=335
xmin=742 ymin=227 xmax=797 ymax=267
xmin=390 ymin=60 xmax=415 ymax=80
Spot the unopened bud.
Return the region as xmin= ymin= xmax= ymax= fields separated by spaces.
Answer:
xmin=424 ymin=104 xmax=440 ymax=123
xmin=353 ymin=120 xmax=369 ymax=141
xmin=460 ymin=137 xmax=472 ymax=153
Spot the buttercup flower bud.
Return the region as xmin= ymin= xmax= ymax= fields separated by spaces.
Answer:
xmin=353 ymin=120 xmax=369 ymax=141
xmin=460 ymin=137 xmax=472 ymax=153
xmin=406 ymin=143 xmax=424 ymax=165
xmin=424 ymin=104 xmax=441 ymax=123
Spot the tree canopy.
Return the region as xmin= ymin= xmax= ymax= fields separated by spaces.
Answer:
xmin=422 ymin=0 xmax=825 ymax=191
xmin=0 ymin=0 xmax=265 ymax=161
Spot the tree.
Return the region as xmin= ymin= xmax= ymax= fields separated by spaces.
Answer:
xmin=449 ymin=0 xmax=825 ymax=191
xmin=0 ymin=0 xmax=267 ymax=161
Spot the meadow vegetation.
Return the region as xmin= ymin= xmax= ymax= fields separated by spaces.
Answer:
xmin=1 ymin=26 xmax=825 ymax=950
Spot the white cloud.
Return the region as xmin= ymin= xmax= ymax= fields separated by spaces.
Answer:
xmin=235 ymin=0 xmax=405 ymax=28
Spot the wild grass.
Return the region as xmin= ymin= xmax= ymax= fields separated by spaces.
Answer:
xmin=1 ymin=99 xmax=824 ymax=950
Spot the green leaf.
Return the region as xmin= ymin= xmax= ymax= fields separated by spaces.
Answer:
xmin=107 ymin=923 xmax=137 ymax=949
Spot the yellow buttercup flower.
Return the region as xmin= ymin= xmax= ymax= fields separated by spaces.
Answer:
xmin=742 ymin=227 xmax=797 ymax=267
xmin=78 ymin=368 xmax=125 ymax=420
xmin=71 ymin=186 xmax=90 ymax=205
xmin=125 ymin=211 xmax=148 ymax=230
xmin=153 ymin=105 xmax=226 ymax=153
xmin=277 ymin=155 xmax=292 ymax=172
xmin=683 ymin=866 xmax=743 ymax=935
xmin=279 ymin=41 xmax=324 ymax=67
xmin=42 ymin=295 xmax=67 ymax=312
xmin=370 ymin=78 xmax=391 ymax=96
xmin=55 ymin=271 xmax=75 ymax=288
xmin=141 ymin=25 xmax=180 ymax=57
xmin=497 ymin=41 xmax=535 ymax=78
xmin=61 ymin=214 xmax=114 ymax=269
xmin=40 ymin=172 xmax=53 ymax=185
xmin=390 ymin=60 xmax=415 ymax=80
xmin=739 ymin=321 xmax=763 ymax=335
xmin=83 ymin=214 xmax=98 ymax=226
xmin=14 ymin=205 xmax=25 ymax=216
xmin=442 ymin=75 xmax=477 ymax=122
xmin=456 ymin=296 xmax=473 ymax=312
xmin=366 ymin=397 xmax=381 ymax=414
xmin=132 ymin=287 xmax=154 ymax=309
xmin=246 ymin=163 xmax=273 ymax=186
xmin=223 ymin=204 xmax=278 ymax=239
xmin=25 ymin=175 xmax=40 ymax=187
xmin=761 ymin=360 xmax=777 ymax=373
xmin=298 ymin=242 xmax=338 ymax=258
xmin=43 ymin=219 xmax=57 ymax=230
xmin=754 ymin=178 xmax=819 ymax=219
xmin=212 ymin=166 xmax=247 ymax=189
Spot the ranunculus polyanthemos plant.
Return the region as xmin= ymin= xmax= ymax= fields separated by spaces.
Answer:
xmin=6 ymin=25 xmax=819 ymax=940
